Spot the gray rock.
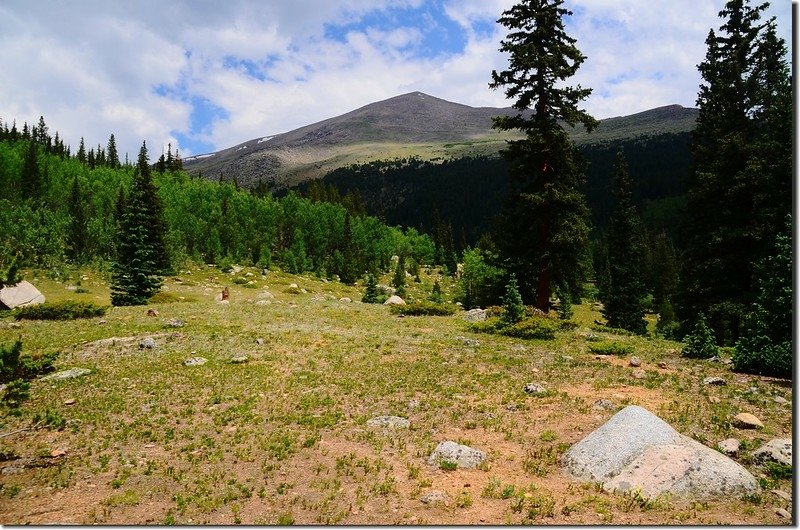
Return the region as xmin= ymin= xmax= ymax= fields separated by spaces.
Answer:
xmin=139 ymin=337 xmax=156 ymax=349
xmin=703 ymin=377 xmax=727 ymax=386
xmin=407 ymin=399 xmax=420 ymax=409
xmin=773 ymin=395 xmax=789 ymax=405
xmin=41 ymin=368 xmax=91 ymax=381
xmin=384 ymin=295 xmax=406 ymax=305
xmin=378 ymin=284 xmax=396 ymax=296
xmin=731 ymin=413 xmax=764 ymax=429
xmin=717 ymin=438 xmax=740 ymax=456
xmin=629 ymin=357 xmax=642 ymax=367
xmin=167 ymin=319 xmax=185 ymax=328
xmin=463 ymin=308 xmax=487 ymax=322
xmin=592 ymin=399 xmax=616 ymax=412
xmin=752 ymin=439 xmax=792 ymax=467
xmin=256 ymin=291 xmax=274 ymax=300
xmin=230 ymin=355 xmax=249 ymax=364
xmin=428 ymin=441 xmax=486 ymax=469
xmin=776 ymin=508 xmax=792 ymax=520
xmin=366 ymin=416 xmax=410 ymax=429
xmin=0 ymin=280 xmax=45 ymax=309
xmin=255 ymin=338 xmax=264 ymax=345
xmin=183 ymin=357 xmax=207 ymax=366
xmin=658 ymin=361 xmax=668 ymax=369
xmin=523 ymin=383 xmax=547 ymax=395
xmin=772 ymin=489 xmax=792 ymax=502
xmin=564 ymin=406 xmax=760 ymax=501
xmin=631 ymin=368 xmax=647 ymax=380
xmin=339 ymin=297 xmax=352 ymax=303
xmin=420 ymin=491 xmax=450 ymax=505
xmin=463 ymin=338 xmax=480 ymax=347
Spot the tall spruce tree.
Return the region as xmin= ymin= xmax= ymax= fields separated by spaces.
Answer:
xmin=677 ymin=0 xmax=791 ymax=344
xmin=489 ymin=0 xmax=596 ymax=311
xmin=601 ymin=153 xmax=647 ymax=334
xmin=20 ymin=140 xmax=43 ymax=200
xmin=107 ymin=133 xmax=120 ymax=168
xmin=110 ymin=141 xmax=169 ymax=305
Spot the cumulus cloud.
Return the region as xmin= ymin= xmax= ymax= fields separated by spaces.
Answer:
xmin=0 ymin=0 xmax=791 ymax=158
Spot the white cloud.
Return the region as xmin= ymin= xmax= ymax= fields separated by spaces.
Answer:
xmin=0 ymin=0 xmax=792 ymax=158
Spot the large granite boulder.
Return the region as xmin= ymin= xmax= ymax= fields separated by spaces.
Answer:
xmin=563 ymin=405 xmax=760 ymax=500
xmin=0 ymin=281 xmax=45 ymax=309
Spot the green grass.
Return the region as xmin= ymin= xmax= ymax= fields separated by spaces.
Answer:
xmin=0 ymin=263 xmax=790 ymax=525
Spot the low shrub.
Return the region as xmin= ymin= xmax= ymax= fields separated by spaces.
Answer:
xmin=149 ymin=292 xmax=195 ymax=304
xmin=468 ymin=314 xmax=560 ymax=340
xmin=681 ymin=314 xmax=718 ymax=359
xmin=14 ymin=300 xmax=107 ymax=321
xmin=588 ymin=341 xmax=634 ymax=356
xmin=389 ymin=301 xmax=458 ymax=316
xmin=590 ymin=323 xmax=637 ymax=336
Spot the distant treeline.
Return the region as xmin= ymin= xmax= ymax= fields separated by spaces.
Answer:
xmin=0 ymin=119 xmax=443 ymax=278
xmin=295 ymin=131 xmax=692 ymax=246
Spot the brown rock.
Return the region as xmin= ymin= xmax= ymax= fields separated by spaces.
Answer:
xmin=629 ymin=357 xmax=642 ymax=367
xmin=631 ymin=369 xmax=647 ymax=380
xmin=146 ymin=308 xmax=159 ymax=317
xmin=731 ymin=413 xmax=764 ymax=429
xmin=50 ymin=449 xmax=66 ymax=458
xmin=63 ymin=399 xmax=76 ymax=406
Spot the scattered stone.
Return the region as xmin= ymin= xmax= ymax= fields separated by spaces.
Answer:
xmin=420 ymin=491 xmax=450 ymax=505
xmin=384 ymin=295 xmax=406 ymax=305
xmin=772 ymin=489 xmax=792 ymax=502
xmin=592 ymin=399 xmax=616 ymax=412
xmin=775 ymin=508 xmax=792 ymax=520
xmin=139 ymin=337 xmax=156 ymax=349
xmin=41 ymin=368 xmax=91 ymax=381
xmin=98 ymin=319 xmax=107 ymax=325
xmin=230 ymin=355 xmax=249 ymax=364
xmin=512 ymin=345 xmax=527 ymax=352
xmin=255 ymin=300 xmax=271 ymax=306
xmin=658 ymin=361 xmax=668 ymax=369
xmin=561 ymin=355 xmax=574 ymax=362
xmin=708 ymin=355 xmax=722 ymax=363
xmin=289 ymin=283 xmax=298 ymax=289
xmin=629 ymin=357 xmax=642 ymax=367
xmin=563 ymin=405 xmax=760 ymax=500
xmin=752 ymin=439 xmax=792 ymax=467
xmin=339 ymin=297 xmax=352 ymax=303
xmin=50 ymin=449 xmax=66 ymax=458
xmin=463 ymin=339 xmax=480 ymax=347
xmin=256 ymin=291 xmax=275 ymax=300
xmin=717 ymin=438 xmax=740 ymax=456
xmin=708 ymin=396 xmax=721 ymax=404
xmin=407 ymin=399 xmax=420 ymax=409
xmin=167 ymin=319 xmax=185 ymax=328
xmin=146 ymin=308 xmax=159 ymax=317
xmin=731 ymin=413 xmax=764 ymax=430
xmin=255 ymin=338 xmax=264 ymax=345
xmin=8 ymin=322 xmax=21 ymax=329
xmin=523 ymin=383 xmax=547 ymax=395
xmin=184 ymin=357 xmax=207 ymax=367
xmin=773 ymin=395 xmax=789 ymax=405
xmin=703 ymin=377 xmax=727 ymax=386
xmin=506 ymin=403 xmax=519 ymax=412
xmin=65 ymin=285 xmax=78 ymax=291
xmin=428 ymin=441 xmax=486 ymax=469
xmin=63 ymin=399 xmax=76 ymax=406
xmin=231 ymin=265 xmax=243 ymax=274
xmin=0 ymin=280 xmax=45 ymax=309
xmin=631 ymin=369 xmax=647 ymax=380
xmin=366 ymin=416 xmax=410 ymax=429
xmin=463 ymin=309 xmax=487 ymax=322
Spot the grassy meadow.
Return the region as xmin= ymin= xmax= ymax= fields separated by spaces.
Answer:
xmin=0 ymin=265 xmax=792 ymax=525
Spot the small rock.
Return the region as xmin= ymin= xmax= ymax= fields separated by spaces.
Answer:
xmin=366 ymin=416 xmax=410 ymax=429
xmin=775 ymin=508 xmax=792 ymax=520
xmin=708 ymin=355 xmax=722 ymax=363
xmin=702 ymin=377 xmax=727 ymax=386
xmin=752 ymin=438 xmax=792 ymax=466
xmin=98 ymin=319 xmax=107 ymax=325
xmin=745 ymin=386 xmax=759 ymax=394
xmin=63 ymin=399 xmax=76 ymax=406
xmin=146 ymin=308 xmax=159 ymax=317
xmin=407 ymin=399 xmax=420 ymax=409
xmin=218 ymin=299 xmax=230 ymax=305
xmin=523 ymin=383 xmax=547 ymax=395
xmin=731 ymin=413 xmax=764 ymax=430
xmin=300 ymin=288 xmax=307 ymax=294
xmin=631 ymin=369 xmax=647 ymax=380
xmin=506 ymin=403 xmax=519 ymax=412
xmin=256 ymin=291 xmax=274 ymax=300
xmin=255 ymin=300 xmax=271 ymax=306
xmin=773 ymin=395 xmax=789 ymax=405
xmin=167 ymin=319 xmax=185 ymax=328
xmin=658 ymin=361 xmax=668 ymax=369
xmin=184 ymin=357 xmax=208 ymax=367
xmin=717 ymin=438 xmax=740 ymax=456
xmin=289 ymin=283 xmax=298 ymax=289
xmin=8 ymin=322 xmax=21 ymax=329
xmin=384 ymin=295 xmax=406 ymax=305
xmin=772 ymin=489 xmax=792 ymax=502
xmin=339 ymin=297 xmax=352 ymax=303
xmin=50 ymin=449 xmax=66 ymax=458
xmin=230 ymin=355 xmax=249 ymax=364
xmin=629 ymin=357 xmax=642 ymax=367
xmin=592 ymin=399 xmax=616 ymax=412
xmin=420 ymin=491 xmax=449 ymax=505
xmin=428 ymin=441 xmax=486 ymax=469
xmin=462 ymin=308 xmax=487 ymax=322
xmin=463 ymin=339 xmax=480 ymax=347
xmin=708 ymin=396 xmax=721 ymax=404
xmin=255 ymin=338 xmax=264 ymax=345
xmin=41 ymin=368 xmax=91 ymax=381
xmin=139 ymin=337 xmax=156 ymax=349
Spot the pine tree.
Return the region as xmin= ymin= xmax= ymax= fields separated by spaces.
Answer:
xmin=107 ymin=133 xmax=120 ymax=168
xmin=601 ymin=153 xmax=647 ymax=334
xmin=110 ymin=141 xmax=169 ymax=306
xmin=681 ymin=314 xmax=719 ymax=359
xmin=77 ymin=137 xmax=86 ymax=164
xmin=20 ymin=140 xmax=43 ymax=200
xmin=489 ymin=0 xmax=596 ymax=311
xmin=732 ymin=215 xmax=792 ymax=378
xmin=677 ymin=0 xmax=791 ymax=344
xmin=392 ymin=255 xmax=406 ymax=298
xmin=362 ymin=273 xmax=381 ymax=303
xmin=429 ymin=280 xmax=443 ymax=304
xmin=500 ymin=274 xmax=524 ymax=326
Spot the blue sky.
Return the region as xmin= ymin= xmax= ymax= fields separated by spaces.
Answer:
xmin=0 ymin=0 xmax=792 ymax=160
